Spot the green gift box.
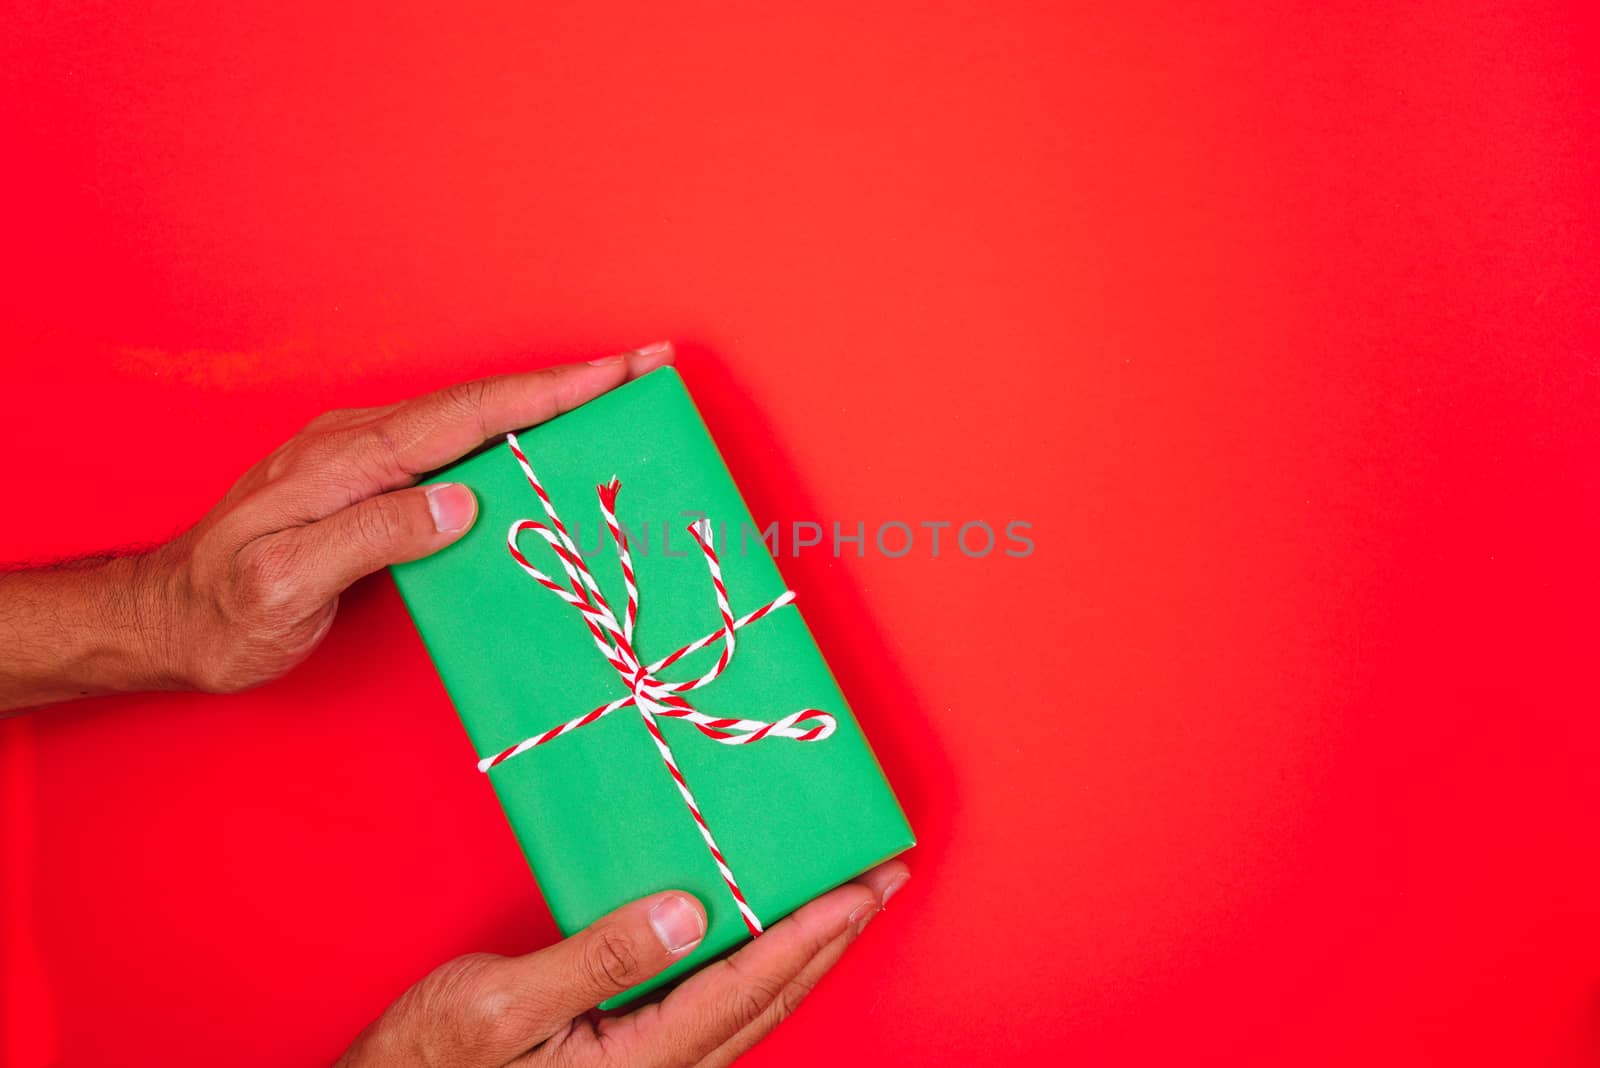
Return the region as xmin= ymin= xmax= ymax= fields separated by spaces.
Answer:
xmin=391 ymin=367 xmax=914 ymax=1005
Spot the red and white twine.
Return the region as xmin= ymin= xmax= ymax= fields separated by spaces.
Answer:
xmin=482 ymin=432 xmax=837 ymax=936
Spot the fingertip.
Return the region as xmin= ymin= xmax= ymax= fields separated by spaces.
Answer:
xmin=626 ymin=339 xmax=675 ymax=377
xmin=854 ymin=859 xmax=910 ymax=901
xmin=648 ymin=891 xmax=707 ymax=956
xmin=880 ymin=868 xmax=910 ymax=909
xmin=848 ymin=894 xmax=880 ymax=935
xmin=840 ymin=862 xmax=909 ymax=934
xmin=425 ymin=482 xmax=478 ymax=536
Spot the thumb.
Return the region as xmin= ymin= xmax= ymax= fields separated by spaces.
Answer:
xmin=287 ymin=482 xmax=478 ymax=600
xmin=508 ymin=891 xmax=707 ymax=1023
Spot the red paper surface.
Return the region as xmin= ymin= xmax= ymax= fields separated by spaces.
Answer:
xmin=2 ymin=4 xmax=1598 ymax=1065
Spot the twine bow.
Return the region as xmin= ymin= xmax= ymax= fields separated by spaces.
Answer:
xmin=478 ymin=432 xmax=837 ymax=935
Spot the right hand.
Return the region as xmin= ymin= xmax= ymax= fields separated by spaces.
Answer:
xmin=337 ymin=861 xmax=910 ymax=1067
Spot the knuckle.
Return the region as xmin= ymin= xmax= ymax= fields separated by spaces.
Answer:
xmin=272 ymin=432 xmax=349 ymax=485
xmin=269 ymin=409 xmax=358 ymax=480
xmin=352 ymin=493 xmax=407 ymax=548
xmin=350 ymin=422 xmax=405 ymax=480
xmin=427 ymin=955 xmax=526 ymax=1048
xmin=282 ymin=421 xmax=404 ymax=493
xmin=447 ymin=378 xmax=489 ymax=412
xmin=262 ymin=441 xmax=303 ymax=483
xmin=235 ymin=541 xmax=301 ymax=616
xmin=583 ymin=931 xmax=643 ymax=991
xmin=462 ymin=986 xmax=518 ymax=1041
xmin=344 ymin=418 xmax=393 ymax=463
xmin=303 ymin=407 xmax=353 ymax=432
xmin=266 ymin=407 xmax=385 ymax=485
xmin=533 ymin=366 xmax=583 ymax=414
xmin=442 ymin=379 xmax=491 ymax=434
xmin=773 ymin=974 xmax=815 ymax=1023
xmin=425 ymin=953 xmax=497 ymax=1010
xmin=723 ymin=970 xmax=784 ymax=1031
xmin=729 ymin=986 xmax=771 ymax=1031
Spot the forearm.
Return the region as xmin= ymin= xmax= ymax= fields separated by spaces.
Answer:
xmin=0 ymin=550 xmax=178 ymax=714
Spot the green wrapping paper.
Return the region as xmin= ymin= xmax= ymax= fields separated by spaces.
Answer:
xmin=391 ymin=367 xmax=914 ymax=1006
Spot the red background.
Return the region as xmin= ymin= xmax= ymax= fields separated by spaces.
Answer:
xmin=3 ymin=3 xmax=1598 ymax=1064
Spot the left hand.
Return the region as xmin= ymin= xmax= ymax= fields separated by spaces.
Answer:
xmin=0 ymin=341 xmax=674 ymax=713
xmin=153 ymin=341 xmax=676 ymax=693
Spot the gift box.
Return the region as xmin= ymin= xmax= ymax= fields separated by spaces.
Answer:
xmin=391 ymin=366 xmax=914 ymax=1005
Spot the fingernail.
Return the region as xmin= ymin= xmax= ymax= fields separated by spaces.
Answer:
xmin=649 ymin=894 xmax=705 ymax=955
xmin=849 ymin=899 xmax=879 ymax=935
xmin=881 ymin=872 xmax=910 ymax=909
xmin=587 ymin=352 xmax=625 ymax=365
xmin=634 ymin=340 xmax=672 ymax=358
xmin=426 ymin=483 xmax=476 ymax=533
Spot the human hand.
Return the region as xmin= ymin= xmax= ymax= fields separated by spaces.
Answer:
xmin=0 ymin=341 xmax=669 ymax=712
xmin=338 ymin=861 xmax=909 ymax=1067
xmin=130 ymin=342 xmax=673 ymax=695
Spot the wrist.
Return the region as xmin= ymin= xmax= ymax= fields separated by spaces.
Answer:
xmin=0 ymin=546 xmax=191 ymax=713
xmin=118 ymin=543 xmax=192 ymax=693
xmin=47 ymin=548 xmax=186 ymax=696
